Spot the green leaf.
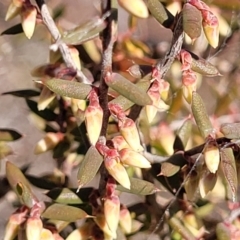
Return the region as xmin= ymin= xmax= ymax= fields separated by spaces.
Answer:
xmin=147 ymin=0 xmax=174 ymax=28
xmin=43 ymin=78 xmax=92 ymax=100
xmin=0 ymin=129 xmax=22 ymax=141
xmin=191 ymin=92 xmax=214 ymax=138
xmin=26 ymin=99 xmax=57 ymax=121
xmin=106 ymin=73 xmax=152 ymax=106
xmin=160 ymin=162 xmax=180 ymax=177
xmin=1 ymin=23 xmax=23 ymax=35
xmin=2 ymin=89 xmax=40 ymax=98
xmin=173 ymin=119 xmax=192 ymax=151
xmin=77 ymin=146 xmax=103 ymax=189
xmin=16 ymin=182 xmax=37 ymax=208
xmin=220 ymin=123 xmax=240 ymax=139
xmin=184 ymin=170 xmax=200 ymax=201
xmin=220 ymin=148 xmax=238 ymax=202
xmin=189 ymin=51 xmax=221 ymax=77
xmin=183 ymin=3 xmax=202 ymax=41
xmin=42 ymin=203 xmax=92 ymax=222
xmin=46 ymin=188 xmax=82 ymax=204
xmin=199 ymin=171 xmax=217 ymax=198
xmin=62 ymin=16 xmax=106 ymax=45
xmin=116 ymin=177 xmax=160 ymax=195
xmin=110 ymin=77 xmax=151 ymax=110
xmin=46 ymin=187 xmax=93 ymax=204
xmin=6 ymin=162 xmax=38 ymax=206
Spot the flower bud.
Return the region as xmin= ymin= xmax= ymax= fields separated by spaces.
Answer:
xmin=104 ymin=196 xmax=120 ymax=238
xmin=94 ymin=212 xmax=114 ymax=238
xmin=159 ymin=80 xmax=170 ymax=102
xmin=5 ymin=2 xmax=21 ymax=21
xmin=85 ymin=105 xmax=103 ymax=146
xmin=105 ymin=150 xmax=131 ymax=189
xmin=203 ymin=21 xmax=219 ymax=48
xmin=119 ymin=207 xmax=132 ymax=234
xmin=65 ymin=223 xmax=91 ymax=240
xmin=4 ymin=207 xmax=28 ymax=240
xmin=119 ymin=148 xmax=151 ymax=168
xmin=112 ymin=136 xmax=130 ymax=151
xmin=40 ymin=228 xmax=55 ymax=240
xmin=26 ymin=217 xmax=43 ymax=240
xmin=118 ymin=0 xmax=149 ymax=18
xmin=119 ymin=118 xmax=143 ymax=152
xmin=68 ymin=46 xmax=81 ymax=70
xmin=21 ymin=5 xmax=37 ymax=39
xmin=204 ymin=144 xmax=220 ymax=173
xmin=34 ymin=132 xmax=64 ymax=154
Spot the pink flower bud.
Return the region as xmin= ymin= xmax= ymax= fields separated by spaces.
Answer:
xmin=21 ymin=5 xmax=37 ymax=39
xmin=4 ymin=207 xmax=28 ymax=240
xmin=119 ymin=148 xmax=151 ymax=168
xmin=108 ymin=103 xmax=126 ymax=122
xmin=119 ymin=118 xmax=143 ymax=152
xmin=104 ymin=149 xmax=131 ymax=189
xmin=119 ymin=207 xmax=132 ymax=234
xmin=26 ymin=216 xmax=43 ymax=240
xmin=104 ymin=196 xmax=120 ymax=238
xmin=159 ymin=80 xmax=170 ymax=102
xmin=112 ymin=136 xmax=130 ymax=151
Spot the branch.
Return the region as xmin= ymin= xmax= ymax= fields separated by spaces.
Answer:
xmin=35 ymin=0 xmax=90 ymax=84
xmin=98 ymin=0 xmax=117 ymax=196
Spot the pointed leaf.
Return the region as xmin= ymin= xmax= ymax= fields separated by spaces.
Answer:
xmin=147 ymin=0 xmax=174 ymax=28
xmin=46 ymin=187 xmax=93 ymax=204
xmin=110 ymin=78 xmax=151 ymax=110
xmin=16 ymin=182 xmax=38 ymax=208
xmin=173 ymin=119 xmax=192 ymax=151
xmin=189 ymin=51 xmax=221 ymax=77
xmin=62 ymin=16 xmax=107 ymax=45
xmin=6 ymin=162 xmax=38 ymax=206
xmin=38 ymin=86 xmax=56 ymax=111
xmin=220 ymin=123 xmax=240 ymax=139
xmin=42 ymin=203 xmax=92 ymax=222
xmin=0 ymin=129 xmax=22 ymax=141
xmin=106 ymin=73 xmax=152 ymax=106
xmin=77 ymin=146 xmax=103 ymax=188
xmin=183 ymin=3 xmax=202 ymax=41
xmin=191 ymin=92 xmax=214 ymax=138
xmin=199 ymin=171 xmax=217 ymax=198
xmin=116 ymin=177 xmax=160 ymax=195
xmin=26 ymin=99 xmax=57 ymax=121
xmin=2 ymin=89 xmax=40 ymax=98
xmin=46 ymin=188 xmax=82 ymax=205
xmin=42 ymin=78 xmax=92 ymax=100
xmin=220 ymin=148 xmax=238 ymax=202
xmin=184 ymin=171 xmax=199 ymax=201
xmin=160 ymin=162 xmax=180 ymax=177
xmin=1 ymin=23 xmax=23 ymax=35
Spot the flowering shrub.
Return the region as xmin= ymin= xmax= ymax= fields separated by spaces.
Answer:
xmin=1 ymin=0 xmax=240 ymax=239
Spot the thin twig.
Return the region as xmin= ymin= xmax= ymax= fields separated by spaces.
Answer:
xmin=35 ymin=0 xmax=90 ymax=83
xmin=98 ymin=0 xmax=117 ymax=196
